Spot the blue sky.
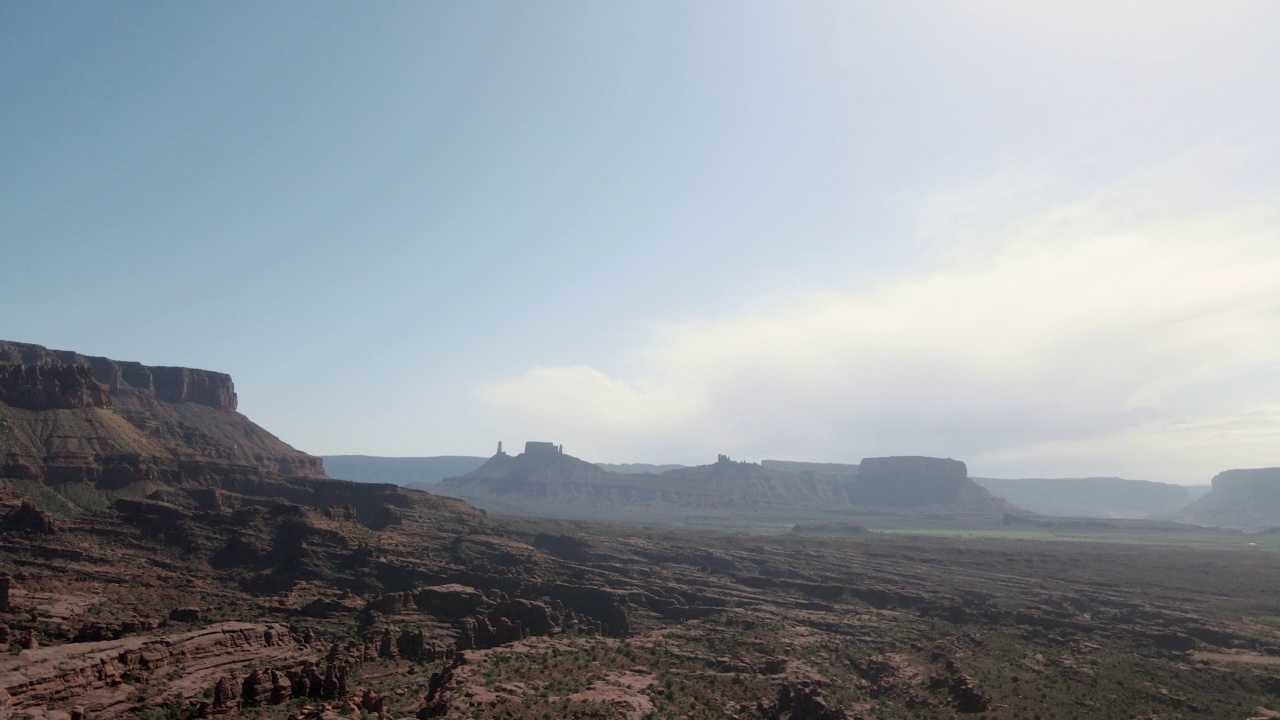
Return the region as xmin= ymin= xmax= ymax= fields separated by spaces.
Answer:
xmin=3 ymin=2 xmax=1279 ymax=482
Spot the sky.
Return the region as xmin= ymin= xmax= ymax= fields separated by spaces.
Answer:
xmin=3 ymin=2 xmax=1279 ymax=483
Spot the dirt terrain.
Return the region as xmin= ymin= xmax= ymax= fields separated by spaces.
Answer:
xmin=3 ymin=481 xmax=1280 ymax=720
xmin=3 ymin=344 xmax=1280 ymax=719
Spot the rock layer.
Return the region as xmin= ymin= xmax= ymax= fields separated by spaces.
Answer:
xmin=0 ymin=340 xmax=325 ymax=482
xmin=0 ymin=341 xmax=236 ymax=410
xmin=0 ymin=364 xmax=111 ymax=411
xmin=0 ymin=622 xmax=299 ymax=714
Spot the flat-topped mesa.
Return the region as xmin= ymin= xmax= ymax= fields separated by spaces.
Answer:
xmin=1210 ymin=467 xmax=1280 ymax=492
xmin=1173 ymin=467 xmax=1280 ymax=529
xmin=436 ymin=448 xmax=1021 ymax=527
xmin=0 ymin=341 xmax=236 ymax=410
xmin=524 ymin=441 xmax=563 ymax=456
xmin=94 ymin=361 xmax=237 ymax=410
xmin=0 ymin=340 xmax=325 ymax=481
xmin=854 ymin=456 xmax=969 ymax=506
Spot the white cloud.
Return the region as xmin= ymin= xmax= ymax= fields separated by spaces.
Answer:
xmin=474 ymin=144 xmax=1280 ymax=482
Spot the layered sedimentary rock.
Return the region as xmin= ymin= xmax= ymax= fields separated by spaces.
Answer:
xmin=0 ymin=342 xmax=237 ymax=410
xmin=0 ymin=622 xmax=299 ymax=714
xmin=1173 ymin=467 xmax=1280 ymax=529
xmin=0 ymin=340 xmax=325 ymax=483
xmin=0 ymin=364 xmax=111 ymax=411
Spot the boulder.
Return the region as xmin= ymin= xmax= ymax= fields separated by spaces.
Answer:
xmin=412 ymin=584 xmax=488 ymax=619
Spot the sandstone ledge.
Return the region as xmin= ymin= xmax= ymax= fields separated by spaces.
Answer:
xmin=0 ymin=621 xmax=299 ymax=714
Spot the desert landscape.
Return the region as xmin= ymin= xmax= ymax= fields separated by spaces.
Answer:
xmin=6 ymin=5 xmax=1280 ymax=718
xmin=3 ymin=341 xmax=1280 ymax=719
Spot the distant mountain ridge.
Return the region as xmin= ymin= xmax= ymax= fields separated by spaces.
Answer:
xmin=972 ymin=476 xmax=1194 ymax=519
xmin=595 ymin=462 xmax=687 ymax=474
xmin=760 ymin=459 xmax=860 ymax=476
xmin=322 ymin=455 xmax=486 ymax=487
xmin=432 ymin=443 xmax=1020 ymax=529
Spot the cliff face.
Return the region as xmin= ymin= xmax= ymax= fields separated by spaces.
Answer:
xmin=854 ymin=456 xmax=969 ymax=506
xmin=0 ymin=341 xmax=237 ymax=410
xmin=0 ymin=364 xmax=111 ymax=411
xmin=1173 ymin=468 xmax=1280 ymax=529
xmin=0 ymin=340 xmax=325 ymax=483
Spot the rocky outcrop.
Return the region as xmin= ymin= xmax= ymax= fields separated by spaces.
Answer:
xmin=3 ymin=501 xmax=57 ymax=534
xmin=0 ymin=339 xmax=326 ymax=482
xmin=457 ymin=598 xmax=564 ymax=649
xmin=0 ymin=622 xmax=299 ymax=714
xmin=758 ymin=681 xmax=848 ymax=720
xmin=0 ymin=341 xmax=235 ymax=410
xmin=364 ymin=583 xmax=586 ymax=651
xmin=241 ymin=668 xmax=294 ymax=707
xmin=1173 ymin=468 xmax=1280 ymax=529
xmin=410 ymin=584 xmax=488 ymax=619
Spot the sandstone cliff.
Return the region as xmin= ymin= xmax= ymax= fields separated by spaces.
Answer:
xmin=0 ymin=341 xmax=237 ymax=410
xmin=0 ymin=340 xmax=325 ymax=484
xmin=0 ymin=364 xmax=111 ymax=411
xmin=1171 ymin=467 xmax=1280 ymax=529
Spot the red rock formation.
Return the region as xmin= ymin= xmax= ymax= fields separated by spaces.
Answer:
xmin=0 ymin=342 xmax=235 ymax=410
xmin=0 ymin=622 xmax=299 ymax=715
xmin=0 ymin=364 xmax=110 ymax=411
xmin=0 ymin=339 xmax=326 ymax=482
xmin=3 ymin=501 xmax=57 ymax=534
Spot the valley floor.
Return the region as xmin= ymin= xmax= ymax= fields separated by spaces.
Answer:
xmin=3 ymin=491 xmax=1280 ymax=720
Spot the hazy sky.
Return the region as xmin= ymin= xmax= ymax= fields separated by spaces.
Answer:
xmin=4 ymin=2 xmax=1279 ymax=483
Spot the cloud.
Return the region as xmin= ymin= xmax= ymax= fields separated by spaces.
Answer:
xmin=474 ymin=144 xmax=1280 ymax=482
